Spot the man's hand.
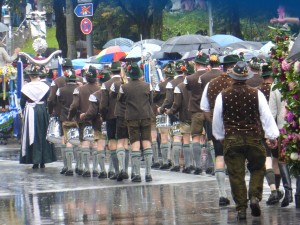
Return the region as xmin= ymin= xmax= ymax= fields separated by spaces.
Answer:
xmin=80 ymin=113 xmax=85 ymax=120
xmin=266 ymin=139 xmax=277 ymax=149
xmin=165 ymin=109 xmax=172 ymax=115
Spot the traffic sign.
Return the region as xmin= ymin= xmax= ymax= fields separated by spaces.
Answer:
xmin=80 ymin=18 xmax=93 ymax=35
xmin=74 ymin=3 xmax=93 ymax=17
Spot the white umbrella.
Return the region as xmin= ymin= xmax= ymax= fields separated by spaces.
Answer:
xmin=259 ymin=41 xmax=275 ymax=57
xmin=126 ymin=43 xmax=161 ymax=59
xmin=0 ymin=22 xmax=9 ymax=32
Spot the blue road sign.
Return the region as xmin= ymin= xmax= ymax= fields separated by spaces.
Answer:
xmin=74 ymin=3 xmax=93 ymax=17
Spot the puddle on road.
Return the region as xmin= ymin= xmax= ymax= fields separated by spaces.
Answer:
xmin=0 ymin=150 xmax=20 ymax=161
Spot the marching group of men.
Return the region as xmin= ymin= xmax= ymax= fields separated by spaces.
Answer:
xmin=36 ymin=50 xmax=291 ymax=220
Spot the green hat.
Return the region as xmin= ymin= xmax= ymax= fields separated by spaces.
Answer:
xmin=162 ymin=62 xmax=176 ymax=77
xmin=194 ymin=52 xmax=209 ymax=65
xmin=249 ymin=57 xmax=264 ymax=70
xmin=86 ymin=65 xmax=97 ymax=79
xmin=110 ymin=61 xmax=121 ymax=72
xmin=220 ymin=55 xmax=240 ymax=65
xmin=65 ymin=70 xmax=77 ymax=82
xmin=227 ymin=61 xmax=254 ymax=81
xmin=175 ymin=60 xmax=186 ymax=72
xmin=261 ymin=63 xmax=272 ymax=77
xmin=62 ymin=58 xmax=73 ymax=68
xmin=24 ymin=65 xmax=44 ymax=76
xmin=186 ymin=61 xmax=195 ymax=75
xmin=98 ymin=69 xmax=111 ymax=83
xmin=127 ymin=63 xmax=142 ymax=79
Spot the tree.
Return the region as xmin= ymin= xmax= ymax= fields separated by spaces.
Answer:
xmin=53 ymin=0 xmax=67 ymax=57
xmin=65 ymin=0 xmax=76 ymax=59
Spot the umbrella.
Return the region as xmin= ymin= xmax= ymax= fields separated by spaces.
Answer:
xmin=223 ymin=41 xmax=263 ymax=51
xmin=133 ymin=39 xmax=165 ymax=48
xmin=259 ymin=41 xmax=275 ymax=57
xmin=72 ymin=58 xmax=87 ymax=69
xmin=0 ymin=22 xmax=9 ymax=32
xmin=126 ymin=43 xmax=161 ymax=59
xmin=210 ymin=34 xmax=243 ymax=47
xmin=160 ymin=34 xmax=220 ymax=53
xmin=288 ymin=32 xmax=300 ymax=60
xmin=231 ymin=48 xmax=259 ymax=61
xmin=181 ymin=48 xmax=221 ymax=61
xmin=96 ymin=45 xmax=130 ymax=63
xmin=76 ymin=40 xmax=87 ymax=49
xmin=152 ymin=51 xmax=182 ymax=60
xmin=103 ymin=37 xmax=134 ymax=48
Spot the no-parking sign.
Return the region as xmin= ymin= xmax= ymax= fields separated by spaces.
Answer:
xmin=80 ymin=18 xmax=92 ymax=35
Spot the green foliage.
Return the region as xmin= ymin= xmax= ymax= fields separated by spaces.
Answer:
xmin=22 ymin=28 xmax=59 ymax=54
xmin=269 ymin=25 xmax=300 ymax=177
xmin=162 ymin=10 xmax=209 ymax=40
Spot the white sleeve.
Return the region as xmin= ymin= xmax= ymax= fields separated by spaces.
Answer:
xmin=258 ymin=90 xmax=279 ymax=139
xmin=200 ymin=83 xmax=210 ymax=112
xmin=212 ymin=93 xmax=225 ymax=140
xmin=56 ymin=88 xmax=60 ymax=96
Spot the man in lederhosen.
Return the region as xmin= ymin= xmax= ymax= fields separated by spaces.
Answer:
xmin=183 ymin=53 xmax=209 ymax=175
xmin=48 ymin=58 xmax=84 ymax=173
xmin=153 ymin=62 xmax=175 ymax=169
xmin=199 ymin=54 xmax=223 ymax=174
xmin=68 ymin=66 xmax=99 ymax=177
xmin=56 ymin=70 xmax=79 ymax=176
xmin=79 ymin=70 xmax=111 ymax=179
xmin=257 ymin=63 xmax=283 ymax=205
xmin=165 ymin=60 xmax=192 ymax=173
xmin=201 ymin=54 xmax=239 ymax=206
xmin=212 ymin=61 xmax=279 ymax=220
xmin=109 ymin=68 xmax=130 ymax=181
xmin=157 ymin=61 xmax=185 ymax=170
xmin=119 ymin=63 xmax=154 ymax=182
xmin=100 ymin=61 xmax=123 ymax=179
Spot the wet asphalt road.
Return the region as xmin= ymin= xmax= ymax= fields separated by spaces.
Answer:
xmin=0 ymin=139 xmax=300 ymax=225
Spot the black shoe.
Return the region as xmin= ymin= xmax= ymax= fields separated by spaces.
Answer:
xmin=92 ymin=170 xmax=100 ymax=177
xmin=145 ymin=174 xmax=152 ymax=182
xmin=237 ymin=210 xmax=247 ymax=220
xmin=77 ymin=169 xmax=83 ymax=176
xmin=108 ymin=171 xmax=115 ymax=178
xmin=189 ymin=165 xmax=195 ymax=171
xmin=266 ymin=191 xmax=279 ymax=205
xmin=123 ymin=171 xmax=129 ymax=179
xmin=205 ymin=167 xmax=213 ymax=175
xmin=151 ymin=162 xmax=161 ymax=169
xmin=250 ymin=197 xmax=261 ymax=217
xmin=194 ymin=167 xmax=202 ymax=175
xmin=168 ymin=159 xmax=172 ymax=167
xmin=132 ymin=175 xmax=142 ymax=182
xmin=281 ymin=189 xmax=293 ymax=207
xmin=131 ymin=173 xmax=136 ymax=180
xmin=182 ymin=167 xmax=191 ymax=174
xmin=159 ymin=164 xmax=171 ymax=170
xmin=277 ymin=189 xmax=284 ymax=201
xmin=219 ymin=197 xmax=230 ymax=206
xmin=110 ymin=174 xmax=118 ymax=180
xmin=60 ymin=167 xmax=67 ymax=174
xmin=98 ymin=171 xmax=108 ymax=179
xmin=170 ymin=165 xmax=180 ymax=172
xmin=82 ymin=170 xmax=91 ymax=177
xmin=40 ymin=164 xmax=45 ymax=168
xmin=65 ymin=170 xmax=74 ymax=176
xmin=32 ymin=164 xmax=39 ymax=169
xmin=117 ymin=170 xmax=128 ymax=181
xmin=75 ymin=168 xmax=79 ymax=174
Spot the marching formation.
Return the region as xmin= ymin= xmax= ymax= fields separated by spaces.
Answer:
xmin=19 ymin=51 xmax=293 ymax=220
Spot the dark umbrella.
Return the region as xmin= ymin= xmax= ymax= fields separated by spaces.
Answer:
xmin=103 ymin=37 xmax=134 ymax=48
xmin=181 ymin=48 xmax=221 ymax=61
xmin=288 ymin=33 xmax=300 ymax=61
xmin=160 ymin=34 xmax=220 ymax=53
xmin=133 ymin=39 xmax=165 ymax=47
xmin=222 ymin=41 xmax=263 ymax=51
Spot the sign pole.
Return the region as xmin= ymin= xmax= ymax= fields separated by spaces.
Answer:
xmin=86 ymin=33 xmax=93 ymax=58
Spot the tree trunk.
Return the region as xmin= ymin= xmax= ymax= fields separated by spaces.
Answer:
xmin=228 ymin=0 xmax=243 ymax=39
xmin=66 ymin=0 xmax=77 ymax=59
xmin=53 ymin=0 xmax=67 ymax=57
xmin=0 ymin=0 xmax=4 ymax=19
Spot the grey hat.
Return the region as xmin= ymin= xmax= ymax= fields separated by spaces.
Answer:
xmin=227 ymin=61 xmax=254 ymax=80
